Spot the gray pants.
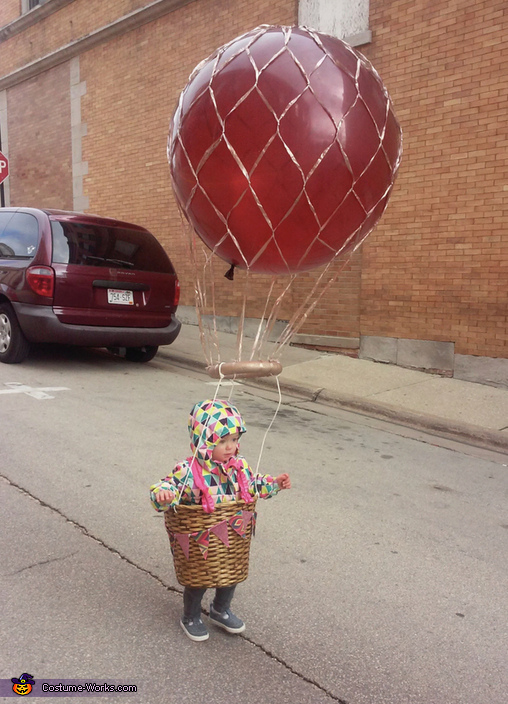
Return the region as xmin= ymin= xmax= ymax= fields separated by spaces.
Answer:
xmin=183 ymin=585 xmax=236 ymax=619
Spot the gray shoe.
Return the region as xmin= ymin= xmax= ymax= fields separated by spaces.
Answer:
xmin=209 ymin=604 xmax=246 ymax=634
xmin=180 ymin=617 xmax=209 ymax=642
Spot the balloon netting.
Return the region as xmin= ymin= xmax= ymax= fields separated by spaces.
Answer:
xmin=169 ymin=24 xmax=402 ymax=276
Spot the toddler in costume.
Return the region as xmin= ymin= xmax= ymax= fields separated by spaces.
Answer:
xmin=150 ymin=399 xmax=291 ymax=642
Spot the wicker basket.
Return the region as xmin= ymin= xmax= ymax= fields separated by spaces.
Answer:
xmin=164 ymin=499 xmax=257 ymax=588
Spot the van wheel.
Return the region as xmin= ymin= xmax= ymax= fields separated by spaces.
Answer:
xmin=124 ymin=345 xmax=158 ymax=363
xmin=0 ymin=303 xmax=31 ymax=364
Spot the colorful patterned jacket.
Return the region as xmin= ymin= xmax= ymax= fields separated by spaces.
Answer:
xmin=150 ymin=399 xmax=279 ymax=513
xmin=150 ymin=455 xmax=278 ymax=512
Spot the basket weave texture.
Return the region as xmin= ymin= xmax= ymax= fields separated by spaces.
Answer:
xmin=164 ymin=499 xmax=257 ymax=588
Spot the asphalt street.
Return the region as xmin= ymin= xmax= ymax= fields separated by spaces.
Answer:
xmin=1 ymin=345 xmax=507 ymax=703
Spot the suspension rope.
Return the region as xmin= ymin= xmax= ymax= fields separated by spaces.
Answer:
xmin=252 ymin=375 xmax=283 ymax=498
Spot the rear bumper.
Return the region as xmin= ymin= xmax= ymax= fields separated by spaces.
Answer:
xmin=13 ymin=302 xmax=181 ymax=348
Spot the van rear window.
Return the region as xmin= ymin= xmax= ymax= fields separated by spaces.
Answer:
xmin=51 ymin=220 xmax=175 ymax=274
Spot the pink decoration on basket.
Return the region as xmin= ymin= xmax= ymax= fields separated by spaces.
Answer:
xmin=175 ymin=533 xmax=190 ymax=560
xmin=242 ymin=510 xmax=254 ymax=527
xmin=192 ymin=529 xmax=211 ymax=559
xmin=211 ymin=520 xmax=230 ymax=547
xmin=229 ymin=512 xmax=247 ymax=538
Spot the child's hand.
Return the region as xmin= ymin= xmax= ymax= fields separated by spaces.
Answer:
xmin=156 ymin=489 xmax=175 ymax=504
xmin=276 ymin=473 xmax=291 ymax=490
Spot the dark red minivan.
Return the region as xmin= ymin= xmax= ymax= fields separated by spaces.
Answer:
xmin=0 ymin=207 xmax=181 ymax=363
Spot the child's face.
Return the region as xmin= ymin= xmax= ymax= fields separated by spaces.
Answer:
xmin=212 ymin=432 xmax=240 ymax=464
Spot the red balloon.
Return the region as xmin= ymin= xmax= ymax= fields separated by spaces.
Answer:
xmin=169 ymin=25 xmax=402 ymax=275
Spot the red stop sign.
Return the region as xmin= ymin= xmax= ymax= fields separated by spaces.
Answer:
xmin=0 ymin=150 xmax=9 ymax=185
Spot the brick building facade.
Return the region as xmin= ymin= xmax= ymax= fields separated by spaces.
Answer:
xmin=0 ymin=0 xmax=506 ymax=370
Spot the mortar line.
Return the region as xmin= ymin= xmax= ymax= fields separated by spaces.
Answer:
xmin=2 ymin=474 xmax=348 ymax=704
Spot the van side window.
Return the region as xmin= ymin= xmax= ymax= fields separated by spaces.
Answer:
xmin=0 ymin=212 xmax=39 ymax=258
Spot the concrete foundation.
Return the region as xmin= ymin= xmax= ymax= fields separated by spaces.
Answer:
xmin=359 ymin=335 xmax=508 ymax=385
xmin=360 ymin=335 xmax=455 ymax=372
xmin=291 ymin=333 xmax=359 ymax=349
xmin=454 ymin=354 xmax=508 ymax=389
xmin=176 ymin=305 xmax=288 ymax=341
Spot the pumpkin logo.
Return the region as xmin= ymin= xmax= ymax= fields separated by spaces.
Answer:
xmin=11 ymin=673 xmax=35 ymax=696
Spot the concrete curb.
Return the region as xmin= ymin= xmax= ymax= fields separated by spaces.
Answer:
xmin=244 ymin=376 xmax=508 ymax=454
xmin=158 ymin=350 xmax=508 ymax=455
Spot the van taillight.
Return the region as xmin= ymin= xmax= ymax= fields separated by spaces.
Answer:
xmin=27 ymin=266 xmax=55 ymax=297
xmin=174 ymin=279 xmax=180 ymax=306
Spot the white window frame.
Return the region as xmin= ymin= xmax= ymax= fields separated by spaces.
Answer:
xmin=298 ymin=0 xmax=372 ymax=47
xmin=21 ymin=0 xmax=50 ymax=14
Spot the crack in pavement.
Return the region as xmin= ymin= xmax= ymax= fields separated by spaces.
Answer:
xmin=6 ymin=550 xmax=79 ymax=575
xmin=2 ymin=474 xmax=348 ymax=704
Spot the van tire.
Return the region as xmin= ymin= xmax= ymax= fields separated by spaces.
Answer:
xmin=124 ymin=345 xmax=158 ymax=363
xmin=0 ymin=303 xmax=31 ymax=364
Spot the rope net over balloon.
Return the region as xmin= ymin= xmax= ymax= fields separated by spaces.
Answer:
xmin=168 ymin=25 xmax=402 ymax=380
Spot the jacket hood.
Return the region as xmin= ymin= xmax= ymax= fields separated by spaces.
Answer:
xmin=188 ymin=399 xmax=246 ymax=467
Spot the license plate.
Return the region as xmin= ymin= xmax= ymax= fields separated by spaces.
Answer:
xmin=107 ymin=289 xmax=134 ymax=305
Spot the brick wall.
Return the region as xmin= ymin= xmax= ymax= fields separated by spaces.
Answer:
xmin=286 ymin=251 xmax=361 ymax=338
xmin=0 ymin=0 xmax=153 ymax=77
xmin=0 ymin=0 xmax=20 ymax=27
xmin=360 ymin=0 xmax=508 ymax=357
xmin=7 ymin=61 xmax=73 ymax=209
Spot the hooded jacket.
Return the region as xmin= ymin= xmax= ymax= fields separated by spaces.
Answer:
xmin=150 ymin=399 xmax=279 ymax=513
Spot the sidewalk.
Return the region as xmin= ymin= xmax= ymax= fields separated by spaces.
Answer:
xmin=159 ymin=324 xmax=508 ymax=454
